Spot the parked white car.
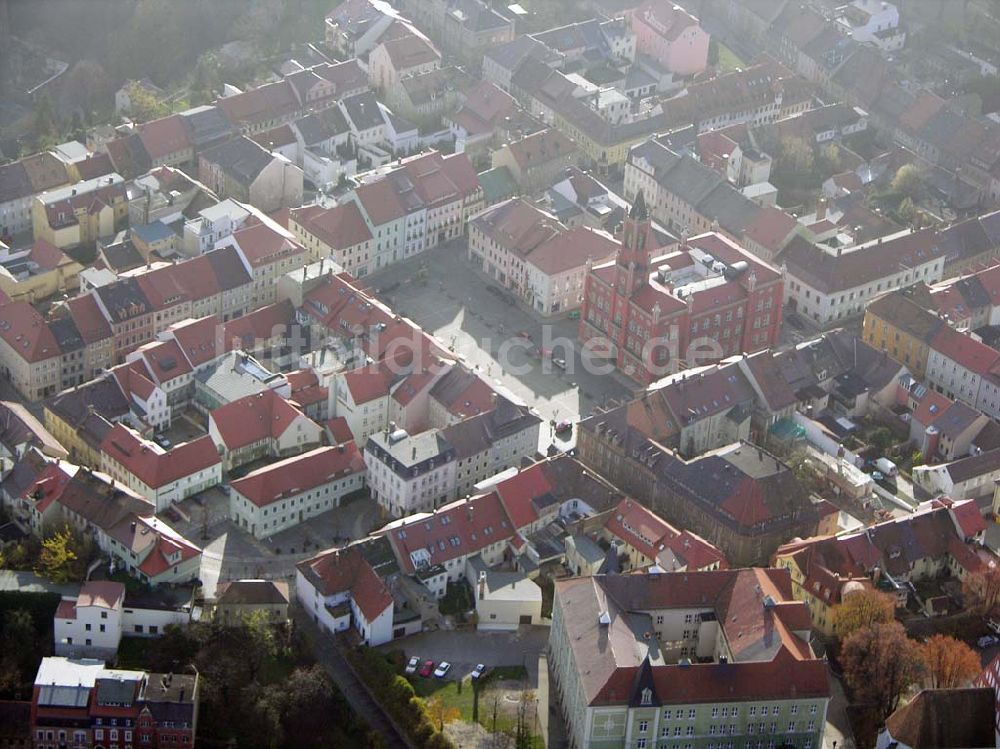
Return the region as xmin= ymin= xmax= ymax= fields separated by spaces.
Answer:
xmin=404 ymin=656 xmax=420 ymax=674
xmin=433 ymin=661 xmax=452 ymax=678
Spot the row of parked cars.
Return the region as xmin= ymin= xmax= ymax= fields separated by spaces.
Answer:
xmin=404 ymin=657 xmax=487 ymax=681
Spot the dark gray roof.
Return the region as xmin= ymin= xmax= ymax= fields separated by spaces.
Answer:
xmin=0 ymin=161 xmax=32 ymax=206
xmin=486 ymin=35 xmax=560 ymax=71
xmin=442 ymin=396 xmax=540 ymax=460
xmin=46 ymin=375 xmax=131 ymax=427
xmin=202 ymin=136 xmax=275 ymax=186
xmin=216 ymin=579 xmax=289 ymax=605
xmin=447 ymin=0 xmax=512 ymax=32
xmin=295 ymin=108 xmax=349 ymax=146
xmin=206 ymin=244 xmax=253 ymax=291
xmin=95 ymin=277 xmax=152 ymax=323
xmin=178 ymin=105 xmax=235 ymax=148
xmin=96 ymin=675 xmax=140 ymax=706
xmin=48 ymin=317 xmax=84 ymax=354
xmin=100 ymin=234 xmax=146 ymax=273
xmin=341 ymin=91 xmax=385 ymax=132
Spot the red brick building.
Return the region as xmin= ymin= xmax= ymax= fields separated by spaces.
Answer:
xmin=30 ymin=657 xmax=197 ymax=749
xmin=578 ymin=191 xmax=784 ymax=384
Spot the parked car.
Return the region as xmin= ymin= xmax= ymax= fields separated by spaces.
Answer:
xmin=552 ymin=357 xmax=567 ymax=370
xmin=568 ymin=310 xmax=580 ymax=320
xmin=418 ymin=660 xmax=435 ymax=678
xmin=555 ymin=420 xmax=573 ymax=434
xmin=155 ymin=435 xmax=172 ymax=449
xmin=978 ymin=635 xmax=999 ymax=648
xmin=518 ymin=330 xmax=532 ymax=340
xmin=405 ymin=656 xmax=420 ymax=675
xmin=875 ymin=457 xmax=899 ymax=478
xmin=471 ymin=664 xmax=487 ymax=680
xmin=433 ymin=662 xmax=452 ymax=678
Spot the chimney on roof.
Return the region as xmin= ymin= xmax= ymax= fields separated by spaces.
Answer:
xmin=816 ymin=198 xmax=827 ymax=221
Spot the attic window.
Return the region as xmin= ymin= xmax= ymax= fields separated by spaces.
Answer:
xmin=640 ymin=688 xmax=652 ymax=706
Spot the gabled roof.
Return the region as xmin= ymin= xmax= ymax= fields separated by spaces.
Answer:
xmin=201 ymin=136 xmax=276 ymax=186
xmin=297 ymin=541 xmax=394 ymax=621
xmin=292 ymin=202 xmax=372 ymax=250
xmin=215 ymin=579 xmax=290 ymax=606
xmin=231 ymin=444 xmax=364 ymax=507
xmin=101 ymin=424 xmax=220 ymax=489
xmin=884 ymin=688 xmax=995 ymax=748
xmin=209 ymin=389 xmax=309 ymax=450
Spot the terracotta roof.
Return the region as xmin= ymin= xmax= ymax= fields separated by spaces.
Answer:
xmin=133 ymin=339 xmax=193 ymax=383
xmin=166 ymin=315 xmax=223 ymax=368
xmin=220 ymin=300 xmax=297 ymax=353
xmin=931 ymin=326 xmax=1000 ymax=375
xmin=326 ymin=416 xmax=355 ymax=444
xmin=55 ymin=599 xmax=77 ymax=620
xmin=77 ymin=581 xmax=125 ymax=609
xmin=381 ymin=33 xmax=440 ymax=70
xmin=385 ymin=491 xmax=515 ymax=574
xmin=130 ymin=518 xmax=201 ymax=579
xmin=603 ymin=498 xmax=727 ymax=571
xmin=503 ymin=128 xmax=577 ymax=171
xmin=231 ymin=444 xmax=364 ymax=507
xmin=292 ymin=202 xmax=372 ymax=250
xmin=297 ymin=544 xmax=393 ymax=621
xmin=555 ymin=569 xmax=827 ymax=708
xmin=28 ymin=239 xmax=69 ymax=271
xmin=230 ymin=220 xmax=306 ymax=269
xmin=429 ymin=365 xmax=497 ymax=419
xmin=101 ymin=424 xmax=220 ymax=489
xmin=137 ymin=115 xmax=192 ymax=161
xmin=780 ymin=229 xmax=944 ymax=294
xmin=0 ymin=297 xmax=61 ymax=363
xmin=209 ymin=389 xmax=307 ymax=450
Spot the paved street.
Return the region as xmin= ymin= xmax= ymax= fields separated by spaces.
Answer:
xmin=364 ymin=241 xmax=634 ymax=453
xmin=173 ymin=492 xmax=381 ymax=598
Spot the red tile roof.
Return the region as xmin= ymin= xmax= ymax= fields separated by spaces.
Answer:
xmin=297 ymin=544 xmax=393 ymax=621
xmin=342 ymin=365 xmax=395 ymax=405
xmin=55 ymin=599 xmax=77 ymax=620
xmin=504 ymin=128 xmax=577 ymax=171
xmin=326 ymin=416 xmax=355 ymax=444
xmin=166 ymin=315 xmax=223 ymax=368
xmin=381 ymin=33 xmax=440 ymax=70
xmin=603 ymin=498 xmax=727 ymax=571
xmin=132 ymin=339 xmax=193 ymax=383
xmin=220 ymin=300 xmax=297 ymax=353
xmin=0 ymin=297 xmax=61 ymax=363
xmin=292 ymin=202 xmax=372 ymax=250
xmin=231 ymin=220 xmax=306 ymax=269
xmin=67 ymin=294 xmax=113 ymax=344
xmin=28 ymin=239 xmax=69 ymax=271
xmin=137 ymin=115 xmax=192 ymax=161
xmin=101 ymin=424 xmax=220 ymax=489
xmin=385 ymin=491 xmax=515 ymax=574
xmin=77 ymin=581 xmax=125 ymax=609
xmin=931 ymin=326 xmax=1000 ymax=375
xmin=494 ymin=464 xmax=553 ymax=529
xmin=231 ymin=444 xmax=364 ymax=507
xmin=209 ymin=389 xmax=307 ymax=450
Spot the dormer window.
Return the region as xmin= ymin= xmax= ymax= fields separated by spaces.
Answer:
xmin=640 ymin=688 xmax=652 ymax=706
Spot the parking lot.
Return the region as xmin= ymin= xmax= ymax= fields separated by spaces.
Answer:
xmin=365 ymin=241 xmax=635 ymax=452
xmin=378 ymin=626 xmax=551 ymax=686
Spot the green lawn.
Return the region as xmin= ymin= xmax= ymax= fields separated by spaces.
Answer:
xmin=715 ymin=42 xmax=746 ymax=73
